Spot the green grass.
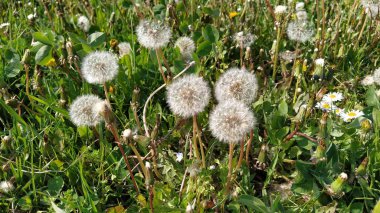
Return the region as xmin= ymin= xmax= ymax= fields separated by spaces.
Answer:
xmin=1 ymin=0 xmax=380 ymax=212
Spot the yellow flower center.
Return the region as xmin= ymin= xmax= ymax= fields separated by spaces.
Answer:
xmin=329 ymin=94 xmax=336 ymax=99
xmin=347 ymin=112 xmax=357 ymax=117
xmin=322 ymin=103 xmax=330 ymax=109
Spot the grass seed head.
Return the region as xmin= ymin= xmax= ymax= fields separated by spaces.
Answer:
xmin=69 ymin=94 xmax=104 ymax=126
xmin=166 ymin=74 xmax=211 ymax=118
xmin=209 ymin=100 xmax=255 ymax=144
xmin=215 ymin=67 xmax=259 ymax=105
xmin=81 ymin=51 xmax=119 ymax=84
xmin=136 ymin=20 xmax=172 ymax=49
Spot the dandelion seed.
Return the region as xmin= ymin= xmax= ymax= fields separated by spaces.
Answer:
xmin=315 ymin=101 xmax=336 ymax=112
xmin=136 ymin=20 xmax=172 ymax=49
xmin=340 ymin=110 xmax=364 ymax=122
xmin=77 ymin=15 xmax=90 ymax=32
xmin=118 ymin=42 xmax=132 ymax=57
xmin=373 ymin=68 xmax=380 ymax=85
xmin=286 ymin=20 xmax=314 ymax=43
xmin=174 ymin=36 xmax=195 ymax=59
xmin=274 ymin=5 xmax=287 ymax=14
xmin=166 ymin=74 xmax=211 ymax=118
xmin=209 ymin=100 xmax=255 ymax=144
xmin=361 ymin=75 xmax=374 ymax=86
xmin=322 ymin=92 xmax=343 ymax=102
xmin=0 ymin=181 xmax=14 ymax=193
xmin=69 ymin=94 xmax=104 ymax=126
xmin=81 ymin=51 xmax=119 ymax=84
xmin=234 ymin=32 xmax=257 ymax=48
xmin=215 ymin=68 xmax=259 ymax=105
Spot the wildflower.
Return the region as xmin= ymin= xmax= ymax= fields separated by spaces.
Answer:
xmin=81 ymin=51 xmax=119 ymax=84
xmin=296 ymin=2 xmax=305 ymax=11
xmin=69 ymin=94 xmax=104 ymax=126
xmin=373 ymin=68 xmax=380 ymax=85
xmin=209 ymin=100 xmax=255 ymax=144
xmin=361 ymin=75 xmax=374 ymax=86
xmin=77 ymin=15 xmax=90 ymax=32
xmin=286 ymin=20 xmax=314 ymax=43
xmin=322 ymin=92 xmax=343 ymax=102
xmin=274 ymin=5 xmax=287 ymax=14
xmin=166 ymin=74 xmax=211 ymax=118
xmin=215 ymin=68 xmax=259 ymax=105
xmin=334 ymin=108 xmax=343 ymax=115
xmin=209 ymin=165 xmax=216 ymax=170
xmin=340 ymin=110 xmax=364 ymax=122
xmin=315 ymin=58 xmax=325 ymax=67
xmin=136 ymin=20 xmax=172 ymax=49
xmin=296 ymin=10 xmax=308 ymax=21
xmin=175 ymin=152 xmax=183 ymax=162
xmin=234 ymin=32 xmax=257 ymax=48
xmin=118 ymin=42 xmax=132 ymax=57
xmin=0 ymin=181 xmax=14 ymax=193
xmin=186 ymin=202 xmax=195 ymax=213
xmin=174 ymin=36 xmax=195 ymax=59
xmin=361 ymin=0 xmax=380 ymax=18
xmin=229 ymin=11 xmax=238 ymax=18
xmin=315 ymin=101 xmax=336 ymax=112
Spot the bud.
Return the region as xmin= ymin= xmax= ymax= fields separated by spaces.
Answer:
xmin=355 ymin=157 xmax=368 ymax=177
xmin=330 ymin=172 xmax=348 ymax=195
xmin=360 ymin=119 xmax=372 ymax=132
xmin=121 ymin=129 xmax=133 ymax=141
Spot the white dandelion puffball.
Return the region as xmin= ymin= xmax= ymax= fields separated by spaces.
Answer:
xmin=280 ymin=50 xmax=297 ymax=62
xmin=77 ymin=15 xmax=90 ymax=32
xmin=286 ymin=20 xmax=314 ymax=43
xmin=361 ymin=0 xmax=380 ymax=18
xmin=340 ymin=110 xmax=364 ymax=122
xmin=373 ymin=68 xmax=380 ymax=85
xmin=315 ymin=58 xmax=325 ymax=67
xmin=234 ymin=32 xmax=257 ymax=48
xmin=118 ymin=42 xmax=132 ymax=57
xmin=322 ymin=92 xmax=343 ymax=102
xmin=296 ymin=2 xmax=305 ymax=11
xmin=209 ymin=100 xmax=255 ymax=144
xmin=274 ymin=5 xmax=287 ymax=14
xmin=166 ymin=74 xmax=211 ymax=118
xmin=296 ymin=10 xmax=308 ymax=21
xmin=361 ymin=75 xmax=375 ymax=86
xmin=81 ymin=51 xmax=119 ymax=84
xmin=69 ymin=94 xmax=104 ymax=126
xmin=136 ymin=20 xmax=172 ymax=49
xmin=215 ymin=68 xmax=259 ymax=105
xmin=0 ymin=181 xmax=14 ymax=193
xmin=175 ymin=36 xmax=195 ymax=59
xmin=315 ymin=101 xmax=337 ymax=112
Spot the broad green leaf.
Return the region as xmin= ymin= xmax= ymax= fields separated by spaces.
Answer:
xmin=366 ymin=86 xmax=379 ymax=108
xmin=35 ymin=45 xmax=53 ymax=65
xmin=196 ymin=41 xmax=212 ymax=57
xmin=278 ymin=100 xmax=288 ymax=116
xmin=33 ymin=32 xmax=54 ymax=45
xmin=47 ymin=176 xmax=64 ymax=196
xmin=88 ymin=32 xmax=106 ymax=47
xmin=202 ymin=25 xmax=219 ymax=43
xmin=238 ymin=195 xmax=270 ymax=213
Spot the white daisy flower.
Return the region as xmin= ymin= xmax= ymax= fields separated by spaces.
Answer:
xmin=315 ymin=101 xmax=337 ymax=112
xmin=175 ymin=152 xmax=183 ymax=162
xmin=334 ymin=108 xmax=343 ymax=115
xmin=340 ymin=110 xmax=364 ymax=122
xmin=322 ymin=92 xmax=344 ymax=102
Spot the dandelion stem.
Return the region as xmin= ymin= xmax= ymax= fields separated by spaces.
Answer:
xmin=192 ymin=115 xmax=201 ymax=163
xmin=226 ymin=143 xmax=235 ymax=194
xmin=193 ymin=115 xmax=206 ymax=168
xmin=272 ymin=25 xmax=281 ymax=81
xmin=129 ymin=143 xmax=149 ymax=180
xmin=157 ymin=48 xmax=173 ymax=80
xmin=245 ymin=130 xmax=254 ymax=166
xmin=103 ymin=83 xmax=110 ymax=103
xmin=355 ymin=12 xmax=368 ymax=49
xmin=236 ymin=137 xmax=245 ymax=170
xmin=155 ymin=48 xmax=168 ymax=84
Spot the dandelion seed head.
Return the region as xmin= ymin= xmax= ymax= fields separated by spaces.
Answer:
xmin=77 ymin=15 xmax=90 ymax=32
xmin=166 ymin=74 xmax=210 ymax=118
xmin=215 ymin=68 xmax=259 ymax=105
xmin=234 ymin=32 xmax=257 ymax=48
xmin=361 ymin=0 xmax=380 ymax=17
xmin=81 ymin=51 xmax=119 ymax=84
xmin=209 ymin=100 xmax=255 ymax=144
xmin=361 ymin=75 xmax=375 ymax=86
xmin=280 ymin=50 xmax=297 ymax=62
xmin=174 ymin=36 xmax=195 ymax=59
xmin=286 ymin=20 xmax=314 ymax=43
xmin=296 ymin=2 xmax=305 ymax=11
xmin=373 ymin=68 xmax=380 ymax=85
xmin=136 ymin=20 xmax=172 ymax=49
xmin=296 ymin=10 xmax=308 ymax=21
xmin=0 ymin=181 xmax=14 ymax=193
xmin=69 ymin=94 xmax=104 ymax=126
xmin=118 ymin=42 xmax=132 ymax=57
xmin=275 ymin=5 xmax=287 ymax=14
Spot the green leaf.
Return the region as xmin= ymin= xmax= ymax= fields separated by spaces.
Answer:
xmin=48 ymin=176 xmax=64 ymax=196
xmin=35 ymin=45 xmax=53 ymax=66
xmin=88 ymin=32 xmax=106 ymax=48
xmin=33 ymin=32 xmax=54 ymax=45
xmin=238 ymin=195 xmax=270 ymax=213
xmin=4 ymin=51 xmax=22 ymax=78
xmin=366 ymin=86 xmax=380 ymax=108
xmin=196 ymin=41 xmax=212 ymax=57
xmin=278 ymin=100 xmax=288 ymax=116
xmin=202 ymin=25 xmax=219 ymax=43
